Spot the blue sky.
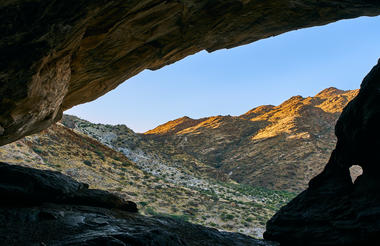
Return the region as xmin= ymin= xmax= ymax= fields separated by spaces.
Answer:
xmin=67 ymin=16 xmax=380 ymax=133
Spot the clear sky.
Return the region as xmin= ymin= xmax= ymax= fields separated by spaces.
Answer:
xmin=66 ymin=16 xmax=380 ymax=133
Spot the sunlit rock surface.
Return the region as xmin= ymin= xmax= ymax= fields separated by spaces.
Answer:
xmin=142 ymin=88 xmax=359 ymax=192
xmin=1 ymin=0 xmax=380 ymax=145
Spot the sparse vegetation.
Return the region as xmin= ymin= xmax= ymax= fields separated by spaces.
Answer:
xmin=0 ymin=114 xmax=306 ymax=239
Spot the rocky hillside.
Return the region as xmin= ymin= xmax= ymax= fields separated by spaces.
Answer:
xmin=143 ymin=87 xmax=360 ymax=192
xmin=60 ymin=88 xmax=360 ymax=194
xmin=0 ymin=87 xmax=359 ymax=239
xmin=0 ymin=123 xmax=293 ymax=239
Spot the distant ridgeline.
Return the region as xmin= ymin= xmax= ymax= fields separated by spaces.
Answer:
xmin=61 ymin=87 xmax=360 ymax=193
xmin=142 ymin=87 xmax=360 ymax=192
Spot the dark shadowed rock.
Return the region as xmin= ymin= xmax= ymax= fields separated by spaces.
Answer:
xmin=0 ymin=204 xmax=278 ymax=246
xmin=0 ymin=162 xmax=137 ymax=212
xmin=264 ymin=60 xmax=380 ymax=245
xmin=1 ymin=0 xmax=380 ymax=145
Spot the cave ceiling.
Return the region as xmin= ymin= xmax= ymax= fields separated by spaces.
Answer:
xmin=1 ymin=0 xmax=380 ymax=145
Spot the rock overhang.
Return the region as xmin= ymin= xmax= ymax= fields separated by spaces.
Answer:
xmin=1 ymin=0 xmax=380 ymax=145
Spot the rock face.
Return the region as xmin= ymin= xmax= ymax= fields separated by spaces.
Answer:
xmin=0 ymin=162 xmax=276 ymax=246
xmin=1 ymin=0 xmax=380 ymax=146
xmin=264 ymin=60 xmax=380 ymax=245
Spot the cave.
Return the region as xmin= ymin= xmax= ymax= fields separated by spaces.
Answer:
xmin=1 ymin=1 xmax=380 ymax=245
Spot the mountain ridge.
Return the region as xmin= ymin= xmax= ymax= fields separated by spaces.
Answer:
xmin=139 ymin=87 xmax=360 ymax=192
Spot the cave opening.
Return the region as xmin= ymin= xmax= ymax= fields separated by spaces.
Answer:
xmin=2 ymin=1 xmax=380 ymax=245
xmin=1 ymin=15 xmax=379 ymax=240
xmin=350 ymin=165 xmax=363 ymax=183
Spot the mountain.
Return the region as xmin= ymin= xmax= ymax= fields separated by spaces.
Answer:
xmin=59 ymin=88 xmax=360 ymax=194
xmin=142 ymin=87 xmax=360 ymax=192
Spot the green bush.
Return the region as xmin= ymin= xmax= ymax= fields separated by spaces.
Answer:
xmin=94 ymin=150 xmax=105 ymax=160
xmin=220 ymin=213 xmax=234 ymax=221
xmin=83 ymin=160 xmax=92 ymax=166
xmin=245 ymin=217 xmax=253 ymax=222
xmin=122 ymin=162 xmax=130 ymax=167
xmin=32 ymin=147 xmax=43 ymax=155
xmin=139 ymin=201 xmax=148 ymax=207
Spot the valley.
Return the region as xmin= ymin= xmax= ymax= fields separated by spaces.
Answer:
xmin=0 ymin=87 xmax=358 ymax=239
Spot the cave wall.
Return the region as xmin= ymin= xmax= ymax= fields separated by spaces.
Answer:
xmin=2 ymin=0 xmax=380 ymax=145
xmin=264 ymin=60 xmax=380 ymax=245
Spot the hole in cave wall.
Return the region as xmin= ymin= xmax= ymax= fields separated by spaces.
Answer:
xmin=349 ymin=165 xmax=363 ymax=183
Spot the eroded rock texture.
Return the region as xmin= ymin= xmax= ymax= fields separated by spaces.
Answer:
xmin=0 ymin=162 xmax=276 ymax=246
xmin=264 ymin=60 xmax=380 ymax=246
xmin=2 ymin=0 xmax=380 ymax=145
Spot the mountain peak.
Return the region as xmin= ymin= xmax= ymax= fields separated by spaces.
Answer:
xmin=315 ymin=87 xmax=345 ymax=98
xmin=240 ymin=105 xmax=275 ymax=120
xmin=144 ymin=116 xmax=201 ymax=135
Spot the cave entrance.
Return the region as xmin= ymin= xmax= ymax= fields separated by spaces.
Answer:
xmin=1 ymin=16 xmax=380 ymax=240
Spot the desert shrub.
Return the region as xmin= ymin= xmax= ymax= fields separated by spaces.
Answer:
xmin=83 ymin=160 xmax=92 ymax=166
xmin=245 ymin=217 xmax=253 ymax=222
xmin=122 ymin=162 xmax=130 ymax=167
xmin=32 ymin=147 xmax=43 ymax=155
xmin=220 ymin=213 xmax=234 ymax=221
xmin=94 ymin=150 xmax=105 ymax=160
xmin=139 ymin=201 xmax=148 ymax=207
